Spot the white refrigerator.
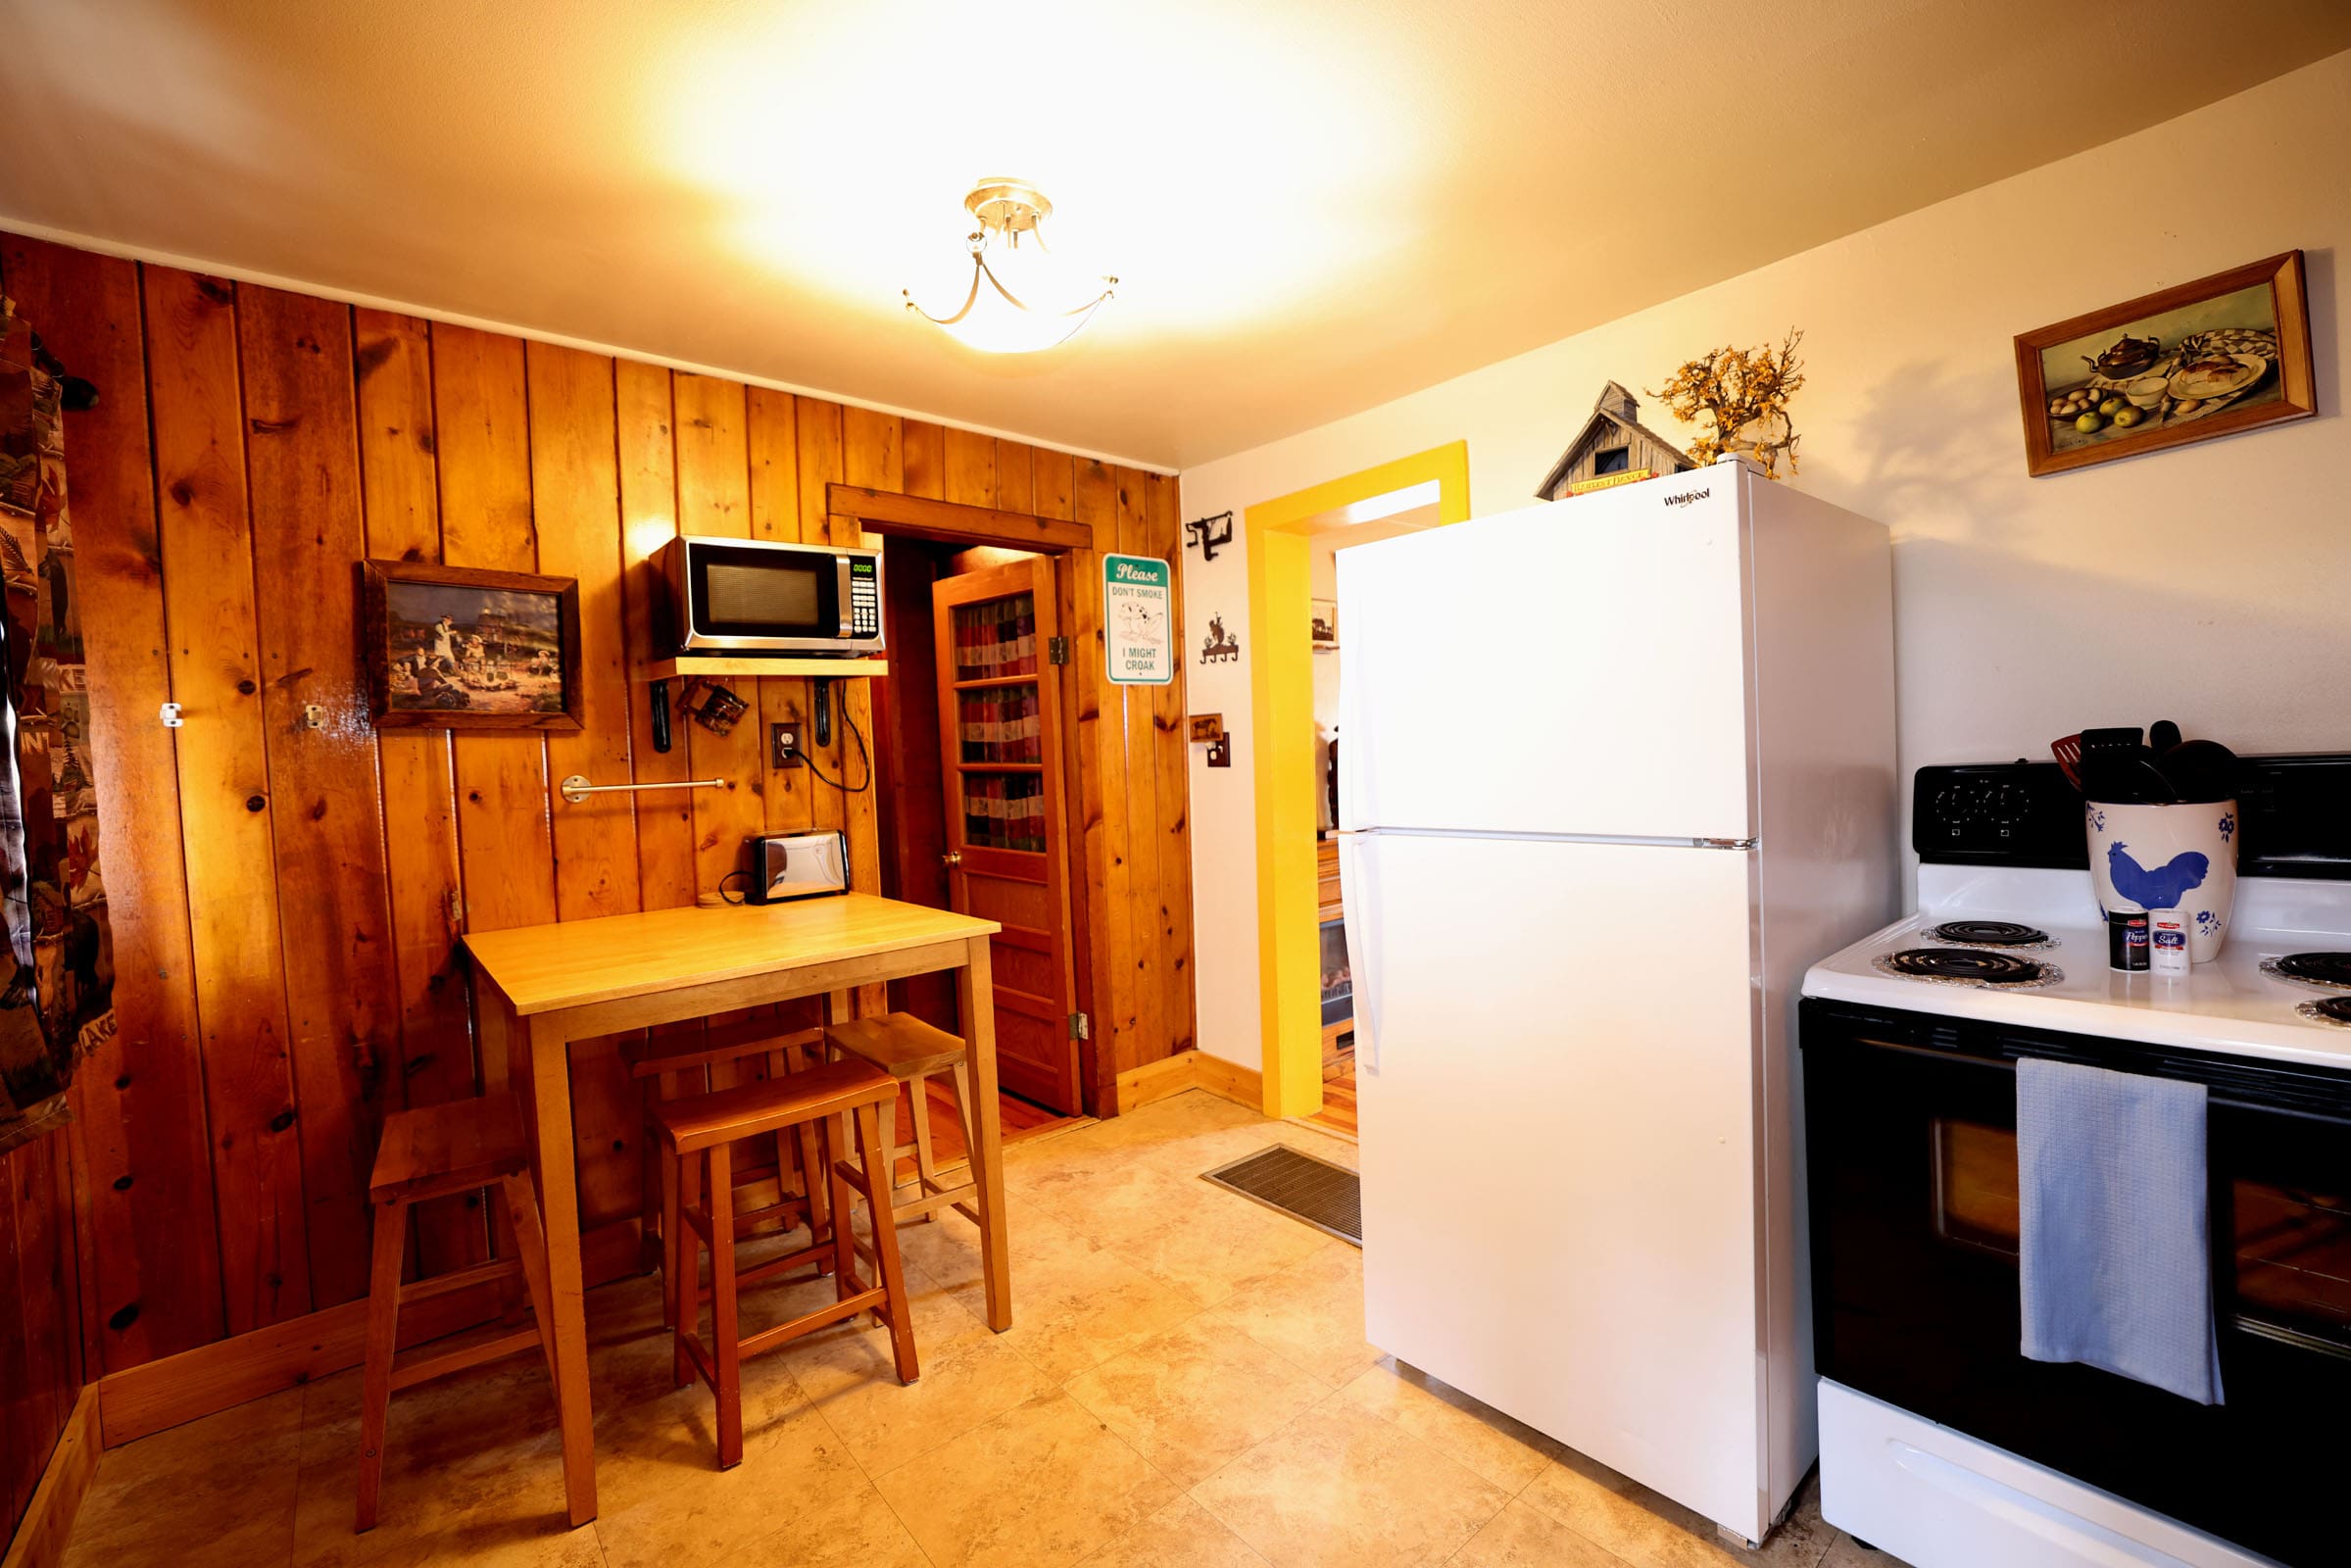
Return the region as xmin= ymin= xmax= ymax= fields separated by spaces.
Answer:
xmin=1336 ymin=463 xmax=1896 ymax=1544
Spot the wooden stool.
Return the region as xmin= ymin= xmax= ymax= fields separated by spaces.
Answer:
xmin=625 ymin=1015 xmax=834 ymax=1298
xmin=656 ymin=1056 xmax=919 ymax=1469
xmin=358 ymin=1095 xmax=558 ymax=1533
xmin=823 ymin=1012 xmax=982 ymax=1233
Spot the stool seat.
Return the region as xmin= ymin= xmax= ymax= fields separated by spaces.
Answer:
xmin=826 ymin=1013 xmax=968 ymax=1078
xmin=654 ymin=1058 xmax=896 ymax=1152
xmin=370 ymin=1095 xmax=531 ymax=1202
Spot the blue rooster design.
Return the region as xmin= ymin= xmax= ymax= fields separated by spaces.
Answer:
xmin=2106 ymin=841 xmax=2210 ymax=910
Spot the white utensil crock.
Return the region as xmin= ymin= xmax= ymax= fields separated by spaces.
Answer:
xmin=2085 ymin=800 xmax=2238 ymax=962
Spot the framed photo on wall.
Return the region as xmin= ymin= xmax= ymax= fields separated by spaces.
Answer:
xmin=361 ymin=561 xmax=584 ymax=730
xmin=1310 ymin=597 xmax=1339 ymax=649
xmin=2014 ymin=250 xmax=2314 ymax=477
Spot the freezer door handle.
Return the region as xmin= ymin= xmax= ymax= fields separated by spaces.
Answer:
xmin=1337 ymin=832 xmax=1383 ymax=1074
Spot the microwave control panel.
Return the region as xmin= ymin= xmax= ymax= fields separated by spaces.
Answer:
xmin=850 ymin=560 xmax=879 ymax=638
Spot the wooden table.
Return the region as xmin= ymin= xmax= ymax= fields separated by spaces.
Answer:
xmin=464 ymin=894 xmax=1006 ymax=1528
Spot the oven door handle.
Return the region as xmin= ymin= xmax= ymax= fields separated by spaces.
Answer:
xmin=1844 ymin=1035 xmax=2351 ymax=1128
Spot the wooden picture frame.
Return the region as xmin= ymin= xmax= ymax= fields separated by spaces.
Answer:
xmin=360 ymin=560 xmax=584 ymax=730
xmin=2014 ymin=251 xmax=2314 ymax=477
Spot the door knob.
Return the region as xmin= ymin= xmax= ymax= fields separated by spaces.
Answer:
xmin=942 ymin=851 xmax=963 ymax=867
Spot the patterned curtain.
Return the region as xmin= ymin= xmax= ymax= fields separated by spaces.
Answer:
xmin=0 ymin=298 xmax=114 ymax=1155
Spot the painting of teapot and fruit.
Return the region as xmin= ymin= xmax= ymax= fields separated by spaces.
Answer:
xmin=2012 ymin=250 xmax=2314 ymax=476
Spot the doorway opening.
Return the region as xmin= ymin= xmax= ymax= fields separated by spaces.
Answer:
xmin=864 ymin=532 xmax=1086 ymax=1149
xmin=1245 ymin=443 xmax=1471 ymax=1119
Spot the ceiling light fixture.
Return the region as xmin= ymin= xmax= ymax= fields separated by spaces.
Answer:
xmin=904 ymin=179 xmax=1115 ymax=355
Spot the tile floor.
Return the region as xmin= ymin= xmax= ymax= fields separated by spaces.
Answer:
xmin=64 ymin=1090 xmax=1912 ymax=1568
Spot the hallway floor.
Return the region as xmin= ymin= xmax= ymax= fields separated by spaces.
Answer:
xmin=63 ymin=1090 xmax=1905 ymax=1568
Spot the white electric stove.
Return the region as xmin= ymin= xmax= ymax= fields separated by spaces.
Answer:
xmin=1798 ymin=756 xmax=2351 ymax=1568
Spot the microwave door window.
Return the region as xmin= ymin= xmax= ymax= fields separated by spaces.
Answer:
xmin=703 ymin=561 xmax=821 ymax=633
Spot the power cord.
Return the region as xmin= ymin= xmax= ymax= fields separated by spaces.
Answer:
xmin=806 ymin=686 xmax=873 ymax=797
xmin=716 ymin=869 xmax=753 ymax=906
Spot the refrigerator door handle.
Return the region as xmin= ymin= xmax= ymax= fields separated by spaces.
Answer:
xmin=1336 ymin=831 xmax=1383 ymax=1074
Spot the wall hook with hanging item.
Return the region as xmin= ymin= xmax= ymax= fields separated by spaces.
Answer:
xmin=675 ymin=677 xmax=749 ymax=736
xmin=1184 ymin=511 xmax=1233 ymax=563
xmin=1199 ymin=613 xmax=1239 ymax=663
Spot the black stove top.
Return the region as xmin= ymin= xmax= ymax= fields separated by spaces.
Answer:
xmin=1929 ymin=920 xmax=2054 ymax=949
xmin=2264 ymin=953 xmax=2351 ymax=992
xmin=1873 ymin=948 xmax=2061 ymax=988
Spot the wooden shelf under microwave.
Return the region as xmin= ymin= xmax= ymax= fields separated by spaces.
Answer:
xmin=637 ymin=655 xmax=891 ymax=682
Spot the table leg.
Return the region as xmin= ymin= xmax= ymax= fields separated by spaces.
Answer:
xmin=528 ymin=1013 xmax=599 ymax=1527
xmin=955 ymin=936 xmax=1012 ymax=1331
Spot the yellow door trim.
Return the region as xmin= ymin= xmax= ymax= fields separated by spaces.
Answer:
xmin=1245 ymin=441 xmax=1471 ymax=1116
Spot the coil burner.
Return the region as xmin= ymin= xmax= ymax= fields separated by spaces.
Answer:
xmin=1873 ymin=948 xmax=2063 ymax=989
xmin=1929 ymin=920 xmax=2056 ymax=951
xmin=2263 ymin=954 xmax=2351 ymax=993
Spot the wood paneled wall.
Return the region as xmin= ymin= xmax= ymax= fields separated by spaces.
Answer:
xmin=2 ymin=1132 xmax=82 ymax=1544
xmin=0 ymin=231 xmax=1195 ymax=1386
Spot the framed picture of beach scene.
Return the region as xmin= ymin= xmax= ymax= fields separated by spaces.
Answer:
xmin=2013 ymin=251 xmax=2314 ymax=477
xmin=361 ymin=560 xmax=584 ymax=730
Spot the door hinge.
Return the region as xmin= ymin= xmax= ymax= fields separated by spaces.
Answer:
xmin=1069 ymin=1011 xmax=1090 ymax=1041
xmin=1048 ymin=635 xmax=1070 ymax=665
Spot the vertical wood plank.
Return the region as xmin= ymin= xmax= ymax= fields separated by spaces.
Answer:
xmin=943 ymin=428 xmax=997 ymax=510
xmin=354 ymin=309 xmax=482 ymax=1274
xmin=901 ymin=420 xmax=945 ymax=500
xmin=993 ymin=440 xmax=1034 ymax=515
xmin=747 ymin=389 xmax=814 ymax=836
xmin=673 ymin=374 xmax=764 ymax=900
xmin=145 ymin=265 xmax=311 ymax=1332
xmin=841 ymin=406 xmax=900 ymax=494
xmin=1033 ymin=448 xmax=1076 ymax=523
xmin=1072 ymin=461 xmax=1132 ymax=1093
xmin=1 ymin=1147 xmax=30 ymax=1521
xmin=239 ymin=285 xmax=401 ymax=1309
xmin=431 ymin=324 xmax=559 ymax=935
xmin=794 ymin=398 xmax=851 ymax=844
xmin=527 ymin=344 xmax=645 ymax=1231
xmin=528 ymin=344 xmax=639 ymax=922
xmin=832 ymin=403 xmax=892 ymax=910
xmin=1113 ymin=469 xmax=1162 ymax=1076
xmin=0 ymin=235 xmax=225 ymax=1367
xmin=615 ymin=361 xmax=695 ymax=911
xmin=1146 ymin=472 xmax=1196 ymax=1056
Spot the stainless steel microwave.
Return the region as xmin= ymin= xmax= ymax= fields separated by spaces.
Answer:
xmin=658 ymin=535 xmax=885 ymax=655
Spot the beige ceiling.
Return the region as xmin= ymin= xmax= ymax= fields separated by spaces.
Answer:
xmin=2 ymin=2 xmax=2344 ymax=469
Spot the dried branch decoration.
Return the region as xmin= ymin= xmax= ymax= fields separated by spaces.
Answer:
xmin=1648 ymin=329 xmax=1807 ymax=477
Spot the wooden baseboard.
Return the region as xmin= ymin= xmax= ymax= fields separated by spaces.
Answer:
xmin=1113 ymin=1053 xmax=1201 ymax=1112
xmin=1113 ymin=1051 xmax=1264 ymax=1114
xmin=2 ymin=1386 xmax=98 ymax=1568
xmin=95 ymin=1273 xmax=514 ymax=1448
xmin=1192 ymin=1052 xmax=1263 ymax=1110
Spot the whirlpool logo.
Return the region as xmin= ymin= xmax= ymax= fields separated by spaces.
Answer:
xmin=1663 ymin=487 xmax=1711 ymax=508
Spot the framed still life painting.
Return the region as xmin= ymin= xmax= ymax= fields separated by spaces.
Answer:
xmin=2014 ymin=251 xmax=2314 ymax=477
xmin=361 ymin=561 xmax=584 ymax=730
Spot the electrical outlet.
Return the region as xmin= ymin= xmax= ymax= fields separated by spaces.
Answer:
xmin=770 ymin=722 xmax=804 ymax=769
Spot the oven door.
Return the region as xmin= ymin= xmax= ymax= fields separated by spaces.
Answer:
xmin=1802 ymin=999 xmax=2351 ymax=1568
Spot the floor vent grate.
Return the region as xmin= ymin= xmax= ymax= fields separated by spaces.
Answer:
xmin=1200 ymin=1145 xmax=1361 ymax=1247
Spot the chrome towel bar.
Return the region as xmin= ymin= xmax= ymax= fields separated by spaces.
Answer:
xmin=559 ymin=773 xmax=728 ymax=806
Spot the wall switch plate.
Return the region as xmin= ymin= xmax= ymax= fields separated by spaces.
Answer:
xmin=770 ymin=722 xmax=804 ymax=769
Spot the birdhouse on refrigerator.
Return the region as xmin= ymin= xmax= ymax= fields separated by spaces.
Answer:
xmin=1535 ymin=381 xmax=1695 ymax=500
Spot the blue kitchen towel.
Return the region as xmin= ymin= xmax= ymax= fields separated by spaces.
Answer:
xmin=2017 ymin=1055 xmax=2224 ymax=1404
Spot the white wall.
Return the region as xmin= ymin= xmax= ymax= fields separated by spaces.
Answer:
xmin=1178 ymin=49 xmax=2351 ymax=1070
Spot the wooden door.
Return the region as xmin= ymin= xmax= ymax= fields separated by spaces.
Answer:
xmin=932 ymin=560 xmax=1082 ymax=1112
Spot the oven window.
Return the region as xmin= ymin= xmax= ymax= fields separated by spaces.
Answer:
xmin=1931 ymin=1115 xmax=2351 ymax=1348
xmin=2236 ymin=1178 xmax=2351 ymax=1347
xmin=1932 ymin=1118 xmax=2019 ymax=1255
xmin=706 ymin=561 xmax=819 ymax=626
